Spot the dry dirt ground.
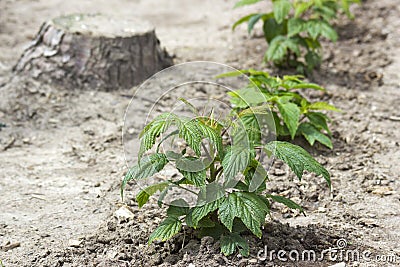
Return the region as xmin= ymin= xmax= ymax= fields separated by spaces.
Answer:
xmin=0 ymin=0 xmax=399 ymax=266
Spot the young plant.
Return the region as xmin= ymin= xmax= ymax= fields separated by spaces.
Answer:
xmin=121 ymin=98 xmax=331 ymax=256
xmin=221 ymin=69 xmax=339 ymax=149
xmin=233 ymin=0 xmax=360 ymax=73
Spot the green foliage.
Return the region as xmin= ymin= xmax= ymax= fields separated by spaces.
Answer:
xmin=223 ymin=69 xmax=339 ymax=148
xmin=220 ymin=232 xmax=249 ymax=256
xmin=233 ymin=0 xmax=360 ymax=72
xmin=121 ymin=94 xmax=331 ymax=256
xmin=265 ymin=141 xmax=331 ymax=187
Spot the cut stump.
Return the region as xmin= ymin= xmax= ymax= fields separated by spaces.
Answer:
xmin=14 ymin=14 xmax=173 ymax=90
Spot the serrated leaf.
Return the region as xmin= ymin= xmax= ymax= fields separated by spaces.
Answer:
xmin=178 ymin=119 xmax=202 ymax=156
xmin=264 ymin=141 xmax=331 ymax=187
xmin=266 ymin=194 xmax=304 ymax=214
xmin=239 ymin=113 xmax=261 ymax=146
xmin=189 ymin=198 xmax=222 ymax=227
xmin=179 ymin=168 xmax=207 ymax=186
xmin=222 ymin=146 xmax=250 ymax=185
xmin=139 ymin=113 xmax=176 ymax=159
xmin=136 ymin=182 xmax=169 ymax=208
xmin=234 ymin=0 xmax=262 ymax=8
xmin=219 ymin=192 xmax=269 ymax=237
xmin=308 ymin=102 xmax=340 ymax=111
xmin=298 ymin=122 xmax=333 ymax=149
xmin=221 ymin=233 xmax=250 ymax=256
xmin=148 ymin=217 xmax=182 ymax=243
xmin=276 ymin=97 xmax=300 ymax=139
xmin=196 ymin=119 xmax=224 ymax=159
xmin=121 ymin=153 xmax=168 ymax=199
xmin=273 ymin=0 xmax=291 ymax=24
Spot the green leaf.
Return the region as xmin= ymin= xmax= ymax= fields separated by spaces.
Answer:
xmin=248 ymin=14 xmax=264 ymax=33
xmin=320 ymin=21 xmax=338 ymax=41
xmin=263 ymin=18 xmax=286 ymax=43
xmin=265 ymin=35 xmax=287 ymax=61
xmin=264 ymin=141 xmax=331 ymax=187
xmin=221 ymin=232 xmax=250 ymax=256
xmin=287 ymin=18 xmax=305 ymax=37
xmin=239 ymin=113 xmax=262 ymax=146
xmin=136 ymin=182 xmax=169 ymax=208
xmin=246 ymin=159 xmax=269 ymax=192
xmin=167 ymin=199 xmax=189 ymax=218
xmin=121 ymin=153 xmax=168 ymax=199
xmin=196 ymin=119 xmax=224 ymax=159
xmin=228 ymin=87 xmax=267 ymax=108
xmin=219 ymin=192 xmax=269 ymax=237
xmin=178 ymin=97 xmax=199 ymax=116
xmin=306 ymin=112 xmax=331 ymax=135
xmin=306 ymin=20 xmax=321 ymax=40
xmin=232 ymin=13 xmax=258 ymax=31
xmin=165 ymin=150 xmax=183 ymax=161
xmin=298 ymin=122 xmax=333 ymax=149
xmin=222 ymin=146 xmax=250 ymax=185
xmin=139 ymin=113 xmax=176 ymax=159
xmin=276 ymin=96 xmax=300 ymax=139
xmin=305 ymin=20 xmax=338 ymax=42
xmin=190 ymin=198 xmax=222 ymax=227
xmin=266 ymin=194 xmax=304 ymax=214
xmin=234 ymin=0 xmax=262 ymax=8
xmin=179 ymin=168 xmax=207 ymax=186
xmin=178 ymin=119 xmax=202 ymax=156
xmin=290 ymin=82 xmax=325 ymax=91
xmin=273 ymin=0 xmax=291 ymax=24
xmin=197 ymin=217 xmax=216 ymax=228
xmin=308 ymin=102 xmax=340 ymax=111
xmin=176 ymin=156 xmax=206 ymax=173
xmin=148 ymin=217 xmax=182 ymax=243
xmin=198 ymin=222 xmax=227 ymax=240
xmin=266 ymin=36 xmax=300 ymax=62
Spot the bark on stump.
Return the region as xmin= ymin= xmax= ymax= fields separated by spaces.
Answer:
xmin=14 ymin=14 xmax=173 ymax=90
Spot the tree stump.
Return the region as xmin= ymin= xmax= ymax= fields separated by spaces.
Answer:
xmin=14 ymin=14 xmax=173 ymax=90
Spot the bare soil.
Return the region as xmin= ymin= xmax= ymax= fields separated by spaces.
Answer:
xmin=0 ymin=0 xmax=399 ymax=266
